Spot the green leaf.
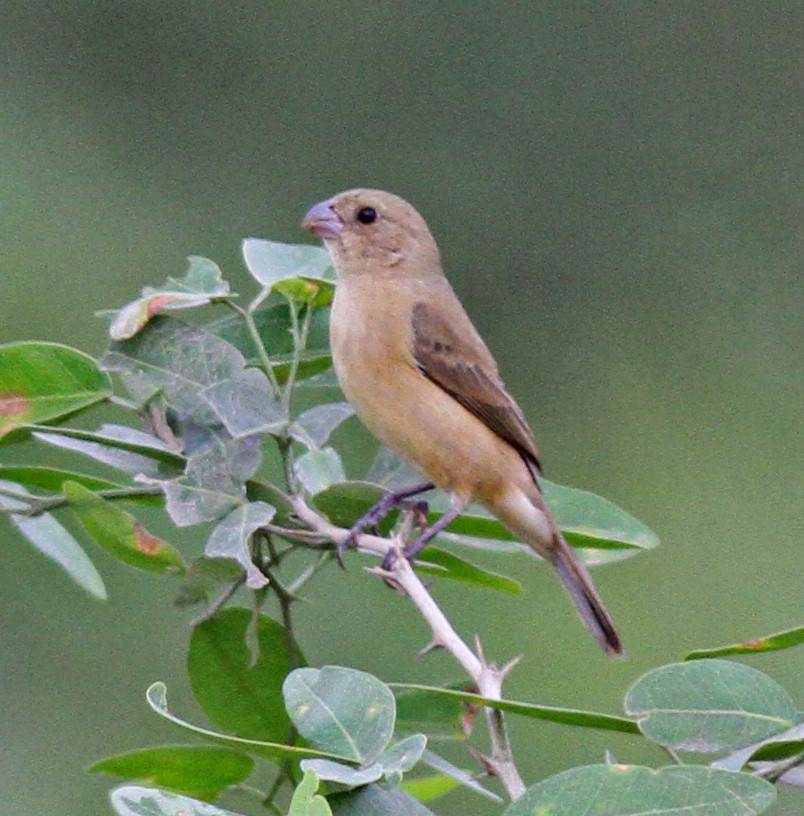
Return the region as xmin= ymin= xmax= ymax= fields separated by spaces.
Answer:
xmin=64 ymin=481 xmax=184 ymax=573
xmin=110 ymin=785 xmax=247 ymax=816
xmin=173 ymin=556 xmax=244 ymax=607
xmin=375 ymin=734 xmax=427 ymax=784
xmin=624 ymin=660 xmax=798 ymax=752
xmin=300 ymin=737 xmax=441 ymax=796
xmin=200 ymin=375 xmax=286 ymax=438
xmin=686 ymin=625 xmax=804 ymax=660
xmin=105 ymin=256 xmax=232 ymax=341
xmin=394 ymin=687 xmax=466 ymax=739
xmin=362 ymin=449 xmax=657 ymax=559
xmin=204 ymin=502 xmax=275 ymax=588
xmin=311 ymin=481 xmax=391 ymax=531
xmin=33 ymin=423 xmax=184 ymax=476
xmin=0 ymin=465 xmax=127 ymax=495
xmin=419 ymin=749 xmax=502 ymax=802
xmin=188 ymin=609 xmax=301 ymax=743
xmin=0 ymin=342 xmax=111 ymax=439
xmin=100 ymin=316 xmax=254 ymax=422
xmin=390 ymin=683 xmax=639 ymax=735
xmin=401 ymin=773 xmax=460 ymax=803
xmin=289 ymin=770 xmax=333 ymax=816
xmin=300 ymin=759 xmax=383 ymax=787
xmin=294 ymin=448 xmax=347 ymax=496
xmin=289 ymin=403 xmax=354 ymax=450
xmin=273 ymin=350 xmax=334 ymax=384
xmin=90 ymin=745 xmax=254 ymax=800
xmin=156 ymin=436 xmax=261 ymax=527
xmin=714 ymin=721 xmax=804 ymax=771
xmin=1 ymin=480 xmax=106 ymax=599
xmin=504 ymin=764 xmax=775 ymax=816
xmin=329 ymin=784 xmax=437 ymax=816
xmin=543 ymin=480 xmax=659 ymax=557
xmin=146 ymin=681 xmax=351 ymax=763
xmin=207 ymin=302 xmax=331 ymax=380
xmin=283 ymin=666 xmax=396 ymax=764
xmin=366 ymin=447 xmax=423 ymax=488
xmin=426 ymin=481 xmax=657 ymax=561
xmin=242 ymin=239 xmax=335 ymax=306
xmin=415 ymin=547 xmax=523 ymax=594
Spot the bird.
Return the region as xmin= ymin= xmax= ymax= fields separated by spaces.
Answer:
xmin=302 ymin=188 xmax=624 ymax=657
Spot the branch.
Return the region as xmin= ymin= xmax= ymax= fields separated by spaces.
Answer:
xmin=289 ymin=494 xmax=527 ymax=800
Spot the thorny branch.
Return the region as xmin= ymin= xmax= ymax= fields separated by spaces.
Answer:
xmin=288 ymin=493 xmax=527 ymax=801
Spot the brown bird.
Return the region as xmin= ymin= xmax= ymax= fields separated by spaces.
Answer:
xmin=303 ymin=189 xmax=623 ymax=657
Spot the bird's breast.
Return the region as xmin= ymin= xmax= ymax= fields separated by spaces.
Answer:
xmin=329 ymin=279 xmax=531 ymax=503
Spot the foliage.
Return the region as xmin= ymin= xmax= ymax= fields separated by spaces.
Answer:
xmin=1 ymin=241 xmax=800 ymax=815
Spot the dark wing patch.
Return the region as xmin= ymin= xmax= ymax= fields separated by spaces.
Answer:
xmin=411 ymin=301 xmax=542 ymax=476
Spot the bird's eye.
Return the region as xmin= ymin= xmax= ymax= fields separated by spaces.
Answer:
xmin=356 ymin=206 xmax=377 ymax=225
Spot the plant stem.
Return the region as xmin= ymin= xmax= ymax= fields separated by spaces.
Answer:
xmin=0 ymin=485 xmax=163 ymax=517
xmin=281 ymin=299 xmax=314 ymax=412
xmin=288 ymin=494 xmax=527 ymax=800
xmin=225 ymin=299 xmax=282 ymax=399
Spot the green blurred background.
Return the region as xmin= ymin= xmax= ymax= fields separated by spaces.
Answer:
xmin=1 ymin=3 xmax=801 ymax=814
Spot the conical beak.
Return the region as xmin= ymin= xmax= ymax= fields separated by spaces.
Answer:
xmin=302 ymin=198 xmax=342 ymax=239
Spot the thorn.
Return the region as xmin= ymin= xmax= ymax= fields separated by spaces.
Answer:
xmin=417 ymin=638 xmax=444 ymax=657
xmin=467 ymin=747 xmax=497 ymax=778
xmin=365 ymin=566 xmax=407 ymax=595
xmin=500 ymin=653 xmax=523 ymax=679
xmin=474 ymin=635 xmax=487 ymax=665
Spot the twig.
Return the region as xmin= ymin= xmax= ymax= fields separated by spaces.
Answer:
xmin=281 ymin=298 xmax=315 ymax=412
xmin=225 ymin=300 xmax=282 ymax=399
xmin=289 ymin=494 xmax=527 ymax=800
xmin=0 ymin=485 xmax=163 ymax=517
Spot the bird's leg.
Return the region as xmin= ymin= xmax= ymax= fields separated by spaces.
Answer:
xmin=382 ymin=504 xmax=464 ymax=571
xmin=337 ymin=481 xmax=434 ymax=564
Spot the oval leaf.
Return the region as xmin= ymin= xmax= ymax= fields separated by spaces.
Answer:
xmin=1 ymin=480 xmax=106 ymax=599
xmin=625 ymin=660 xmax=798 ymax=752
xmin=64 ymin=481 xmax=183 ymax=573
xmin=329 ymin=784 xmax=437 ymax=816
xmin=106 ymin=256 xmax=232 ymax=340
xmin=504 ymin=764 xmax=775 ymax=816
xmin=90 ymin=745 xmax=253 ymax=799
xmin=242 ymin=239 xmax=334 ymax=306
xmin=189 ymin=609 xmax=302 ymax=743
xmin=290 ymin=403 xmax=354 ymax=450
xmin=0 ymin=342 xmax=111 ymax=439
xmin=294 ymin=449 xmax=346 ymax=496
xmin=299 ymin=759 xmax=383 ymax=787
xmin=110 ymin=785 xmax=245 ymax=816
xmin=204 ymin=502 xmax=275 ymax=588
xmin=290 ymin=770 xmax=333 ymax=816
xmin=283 ymin=666 xmax=396 ymax=764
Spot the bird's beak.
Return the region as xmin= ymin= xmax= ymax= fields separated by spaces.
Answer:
xmin=302 ymin=198 xmax=343 ymax=239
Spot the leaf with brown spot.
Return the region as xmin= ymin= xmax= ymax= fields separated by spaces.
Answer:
xmin=103 ymin=256 xmax=233 ymax=340
xmin=64 ymin=481 xmax=184 ymax=573
xmin=0 ymin=342 xmax=111 ymax=440
xmin=686 ymin=625 xmax=804 ymax=660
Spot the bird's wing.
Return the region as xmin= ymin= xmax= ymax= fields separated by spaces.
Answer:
xmin=411 ymin=301 xmax=542 ymax=476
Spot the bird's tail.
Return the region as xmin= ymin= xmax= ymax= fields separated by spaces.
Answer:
xmin=551 ymin=532 xmax=624 ymax=657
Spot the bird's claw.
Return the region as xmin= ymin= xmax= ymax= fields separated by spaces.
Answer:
xmin=334 ymin=482 xmax=434 ymax=569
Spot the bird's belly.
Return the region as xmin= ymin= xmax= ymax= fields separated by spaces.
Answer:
xmin=331 ymin=312 xmax=525 ymax=503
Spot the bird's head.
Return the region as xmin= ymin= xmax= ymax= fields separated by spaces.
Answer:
xmin=302 ymin=189 xmax=441 ymax=277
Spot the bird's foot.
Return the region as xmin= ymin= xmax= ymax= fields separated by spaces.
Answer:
xmin=337 ymin=481 xmax=434 ymax=567
xmin=381 ymin=503 xmax=465 ymax=571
